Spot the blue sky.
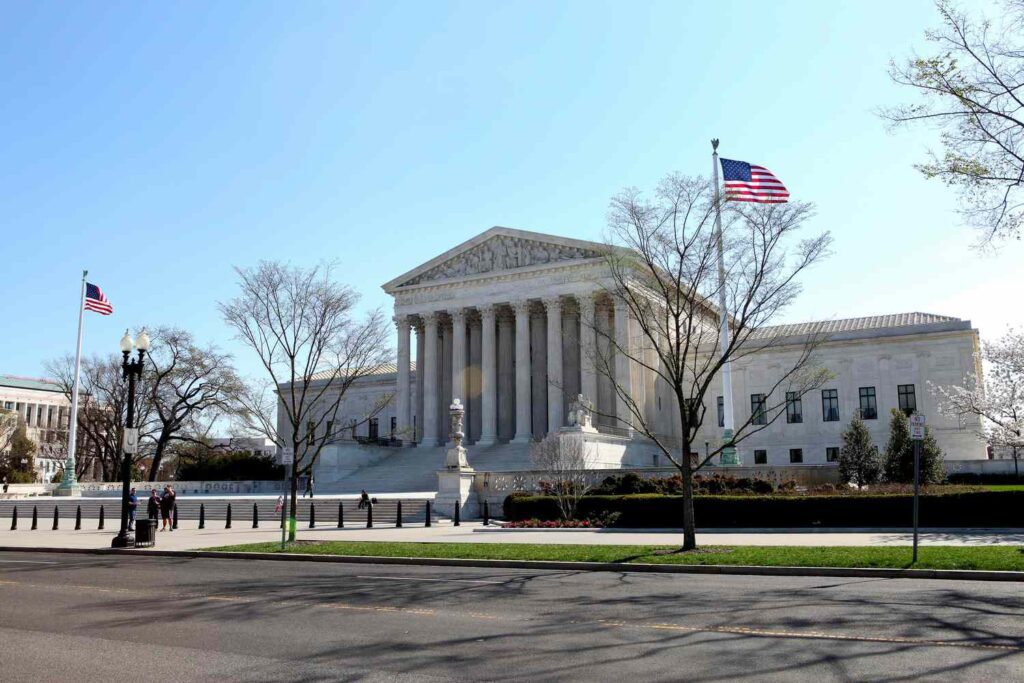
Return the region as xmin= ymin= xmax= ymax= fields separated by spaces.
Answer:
xmin=1 ymin=0 xmax=1019 ymax=380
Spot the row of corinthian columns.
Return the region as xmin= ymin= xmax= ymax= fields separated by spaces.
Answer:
xmin=394 ymin=293 xmax=632 ymax=446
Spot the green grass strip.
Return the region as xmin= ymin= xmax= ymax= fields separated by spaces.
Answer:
xmin=205 ymin=541 xmax=1024 ymax=571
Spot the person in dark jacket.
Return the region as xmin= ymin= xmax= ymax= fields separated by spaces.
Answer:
xmin=159 ymin=485 xmax=176 ymax=531
xmin=147 ymin=489 xmax=161 ymax=519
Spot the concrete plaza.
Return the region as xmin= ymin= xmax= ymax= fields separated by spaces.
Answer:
xmin=0 ymin=520 xmax=1022 ymax=551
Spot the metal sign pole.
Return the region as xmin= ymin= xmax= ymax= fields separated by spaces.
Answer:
xmin=279 ymin=447 xmax=294 ymax=551
xmin=909 ymin=414 xmax=925 ymax=564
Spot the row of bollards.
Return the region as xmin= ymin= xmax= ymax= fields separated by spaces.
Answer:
xmin=4 ymin=499 xmax=442 ymax=530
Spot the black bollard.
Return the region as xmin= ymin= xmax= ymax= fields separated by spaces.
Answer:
xmin=396 ymin=500 xmax=403 ymax=528
xmin=337 ymin=502 xmax=344 ymax=528
xmin=31 ymin=506 xmax=38 ymax=530
xmin=252 ymin=503 xmax=259 ymax=529
xmin=309 ymin=503 xmax=316 ymax=529
xmin=225 ymin=503 xmax=232 ymax=529
xmin=98 ymin=505 xmax=105 ymax=530
xmin=75 ymin=506 xmax=82 ymax=530
xmin=454 ymin=500 xmax=460 ymax=527
xmin=10 ymin=507 xmax=17 ymax=531
xmin=52 ymin=506 xmax=59 ymax=530
xmin=425 ymin=500 xmax=431 ymax=527
xmin=173 ymin=503 xmax=179 ymax=530
xmin=483 ymin=500 xmax=489 ymax=526
xmin=366 ymin=503 xmax=373 ymax=529
xmin=198 ymin=503 xmax=205 ymax=529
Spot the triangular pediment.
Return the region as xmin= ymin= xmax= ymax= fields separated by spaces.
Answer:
xmin=383 ymin=227 xmax=607 ymax=290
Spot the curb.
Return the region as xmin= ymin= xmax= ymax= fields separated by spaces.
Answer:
xmin=473 ymin=526 xmax=1024 ymax=534
xmin=2 ymin=546 xmax=1023 ymax=582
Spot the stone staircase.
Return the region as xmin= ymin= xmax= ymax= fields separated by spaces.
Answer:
xmin=323 ymin=442 xmax=534 ymax=493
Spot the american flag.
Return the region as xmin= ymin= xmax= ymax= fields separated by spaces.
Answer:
xmin=84 ymin=282 xmax=113 ymax=315
xmin=720 ymin=158 xmax=790 ymax=204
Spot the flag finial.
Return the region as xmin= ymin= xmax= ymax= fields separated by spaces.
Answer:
xmin=711 ymin=138 xmax=719 ymax=152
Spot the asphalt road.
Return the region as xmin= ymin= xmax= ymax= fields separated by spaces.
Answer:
xmin=0 ymin=552 xmax=1021 ymax=682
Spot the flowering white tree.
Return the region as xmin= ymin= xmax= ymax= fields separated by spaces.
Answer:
xmin=932 ymin=330 xmax=1023 ymax=478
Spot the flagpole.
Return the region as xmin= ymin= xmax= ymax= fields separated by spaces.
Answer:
xmin=57 ymin=270 xmax=87 ymax=495
xmin=711 ymin=140 xmax=739 ymax=465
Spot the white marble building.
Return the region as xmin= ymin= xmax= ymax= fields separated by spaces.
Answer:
xmin=302 ymin=226 xmax=987 ymax=488
xmin=0 ymin=375 xmax=71 ymax=481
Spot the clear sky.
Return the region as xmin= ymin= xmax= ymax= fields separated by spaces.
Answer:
xmin=1 ymin=0 xmax=1019 ymax=380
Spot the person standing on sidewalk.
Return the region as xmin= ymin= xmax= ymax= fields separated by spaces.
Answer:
xmin=159 ymin=485 xmax=176 ymax=531
xmin=127 ymin=487 xmax=138 ymax=531
xmin=147 ymin=488 xmax=161 ymax=519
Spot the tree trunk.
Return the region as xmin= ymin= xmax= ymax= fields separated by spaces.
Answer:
xmin=148 ymin=434 xmax=171 ymax=482
xmin=288 ymin=465 xmax=299 ymax=542
xmin=680 ymin=440 xmax=697 ymax=551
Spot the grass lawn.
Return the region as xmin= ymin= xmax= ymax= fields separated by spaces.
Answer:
xmin=206 ymin=541 xmax=1024 ymax=571
xmin=983 ymin=484 xmax=1024 ymax=492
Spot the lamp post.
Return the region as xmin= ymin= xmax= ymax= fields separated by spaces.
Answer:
xmin=111 ymin=328 xmax=150 ymax=548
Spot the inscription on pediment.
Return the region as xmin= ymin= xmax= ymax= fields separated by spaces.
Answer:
xmin=402 ymin=235 xmax=603 ymax=286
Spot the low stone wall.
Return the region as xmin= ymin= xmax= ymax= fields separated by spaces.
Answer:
xmin=945 ymin=459 xmax=1020 ymax=475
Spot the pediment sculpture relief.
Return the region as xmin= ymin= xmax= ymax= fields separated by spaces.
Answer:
xmin=402 ymin=236 xmax=603 ymax=286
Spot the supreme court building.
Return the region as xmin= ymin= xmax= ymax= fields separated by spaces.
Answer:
xmin=304 ymin=226 xmax=988 ymax=487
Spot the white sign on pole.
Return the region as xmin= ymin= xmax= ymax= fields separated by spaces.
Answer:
xmin=280 ymin=447 xmax=294 ymax=465
xmin=122 ymin=427 xmax=140 ymax=454
xmin=910 ymin=414 xmax=926 ymax=441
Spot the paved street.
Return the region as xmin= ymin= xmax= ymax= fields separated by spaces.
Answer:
xmin=0 ymin=551 xmax=1021 ymax=681
xmin=1 ymin=519 xmax=1023 ymax=551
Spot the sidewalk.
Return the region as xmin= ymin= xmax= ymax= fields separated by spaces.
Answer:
xmin=1 ymin=521 xmax=1022 ymax=551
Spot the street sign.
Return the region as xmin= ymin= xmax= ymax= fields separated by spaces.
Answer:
xmin=910 ymin=414 xmax=926 ymax=441
xmin=280 ymin=447 xmax=294 ymax=465
xmin=122 ymin=428 xmax=140 ymax=454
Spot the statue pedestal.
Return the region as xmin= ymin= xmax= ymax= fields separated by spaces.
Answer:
xmin=53 ymin=485 xmax=82 ymax=497
xmin=559 ymin=424 xmax=598 ymax=435
xmin=436 ymin=468 xmax=477 ymax=519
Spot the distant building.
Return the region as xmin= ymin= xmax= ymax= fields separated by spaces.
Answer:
xmin=208 ymin=437 xmax=278 ymax=457
xmin=0 ymin=374 xmax=71 ymax=482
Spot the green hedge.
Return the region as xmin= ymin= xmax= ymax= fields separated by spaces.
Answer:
xmin=503 ymin=491 xmax=1024 ymax=528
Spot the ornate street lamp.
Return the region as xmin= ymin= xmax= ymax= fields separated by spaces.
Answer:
xmin=111 ymin=328 xmax=150 ymax=548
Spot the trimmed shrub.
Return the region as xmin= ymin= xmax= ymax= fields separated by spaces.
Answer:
xmin=947 ymin=472 xmax=1022 ymax=485
xmin=503 ymin=491 xmax=1024 ymax=528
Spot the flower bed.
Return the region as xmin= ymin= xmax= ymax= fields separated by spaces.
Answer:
xmin=501 ymin=518 xmax=601 ymax=529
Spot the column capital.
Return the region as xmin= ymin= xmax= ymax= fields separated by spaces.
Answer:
xmin=542 ymin=296 xmax=563 ymax=312
xmin=393 ymin=314 xmax=412 ymax=331
xmin=511 ymin=299 xmax=531 ymax=316
xmin=448 ymin=307 xmax=467 ymax=324
xmin=478 ymin=303 xmax=497 ymax=319
xmin=421 ymin=311 xmax=439 ymax=326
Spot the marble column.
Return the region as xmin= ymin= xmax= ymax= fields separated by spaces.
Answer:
xmin=450 ymin=308 xmax=467 ymax=404
xmin=414 ymin=319 xmax=425 ymax=443
xmin=614 ymin=300 xmax=634 ymax=437
xmin=394 ymin=315 xmax=412 ymax=444
xmin=421 ymin=312 xmax=439 ymax=446
xmin=579 ymin=293 xmax=599 ymax=410
xmin=512 ymin=300 xmax=532 ymax=443
xmin=497 ymin=309 xmax=515 ymax=441
xmin=544 ymin=297 xmax=564 ymax=433
xmin=478 ymin=304 xmax=498 ymax=445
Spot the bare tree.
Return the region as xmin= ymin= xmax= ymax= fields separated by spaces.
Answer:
xmin=220 ymin=261 xmax=392 ymax=540
xmin=142 ymin=327 xmax=243 ymax=480
xmin=596 ymin=172 xmax=832 ymax=550
xmin=0 ymin=408 xmax=17 ymax=455
xmin=530 ymin=433 xmax=595 ymax=521
xmin=932 ymin=329 xmax=1023 ymax=478
xmin=883 ymin=0 xmax=1024 ymax=244
xmin=46 ymin=354 xmax=156 ymax=482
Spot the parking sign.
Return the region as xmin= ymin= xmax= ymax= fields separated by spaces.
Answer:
xmin=910 ymin=414 xmax=926 ymax=441
xmin=280 ymin=447 xmax=294 ymax=465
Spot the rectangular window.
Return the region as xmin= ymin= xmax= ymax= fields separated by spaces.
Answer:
xmin=368 ymin=418 xmax=379 ymax=441
xmin=390 ymin=416 xmax=397 ymax=437
xmin=785 ymin=392 xmax=803 ymax=424
xmin=750 ymin=394 xmax=767 ymax=425
xmin=717 ymin=396 xmax=724 ymax=428
xmin=789 ymin=448 xmax=803 ymax=464
xmin=821 ymin=389 xmax=839 ymax=422
xmin=826 ymin=447 xmax=839 ymax=462
xmin=3 ymin=401 xmax=12 ymax=410
xmin=858 ymin=386 xmax=877 ymax=420
xmin=898 ymin=384 xmax=917 ymax=415
xmin=754 ymin=449 xmax=767 ymax=465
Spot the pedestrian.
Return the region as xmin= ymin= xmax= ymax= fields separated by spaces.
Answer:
xmin=358 ymin=489 xmax=370 ymax=510
xmin=303 ymin=476 xmax=315 ymax=499
xmin=147 ymin=488 xmax=160 ymax=519
xmin=2 ymin=476 xmax=8 ymax=494
xmin=127 ymin=487 xmax=138 ymax=531
xmin=159 ymin=485 xmax=176 ymax=531
xmin=274 ymin=495 xmax=283 ymax=514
